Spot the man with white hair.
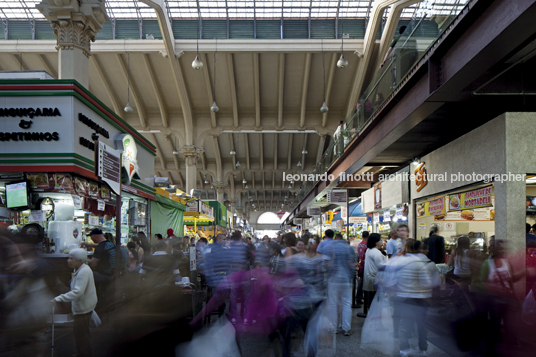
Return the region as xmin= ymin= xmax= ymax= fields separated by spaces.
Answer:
xmin=52 ymin=248 xmax=97 ymax=357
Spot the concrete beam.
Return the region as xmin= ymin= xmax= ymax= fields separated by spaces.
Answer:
xmin=227 ymin=53 xmax=239 ymax=128
xmin=300 ymin=53 xmax=312 ymax=128
xmin=0 ymin=39 xmax=367 ymax=53
xmin=253 ymin=53 xmax=261 ymax=128
xmin=142 ymin=53 xmax=168 ymax=128
xmin=38 ymin=54 xmax=58 ymax=79
xmin=90 ymin=55 xmax=122 ymax=115
xmin=116 ymin=54 xmax=147 ymax=128
xmin=278 ymin=53 xmax=285 ymax=128
xmin=201 ymin=52 xmax=217 ymax=128
xmin=322 ymin=53 xmax=338 ymax=127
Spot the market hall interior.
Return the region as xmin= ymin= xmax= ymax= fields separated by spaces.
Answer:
xmin=2 ymin=1 xmax=536 ymax=357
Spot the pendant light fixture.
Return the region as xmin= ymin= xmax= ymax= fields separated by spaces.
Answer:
xmin=124 ymin=53 xmax=133 ymax=113
xmin=242 ymin=179 xmax=247 ymax=184
xmin=192 ymin=14 xmax=203 ymax=70
xmin=210 ymin=38 xmax=219 ymax=112
xmin=337 ymin=18 xmax=349 ymax=68
xmin=235 ymin=134 xmax=240 ymax=167
xmin=297 ymin=161 xmax=302 ymax=167
xmin=320 ymin=40 xmax=329 ymax=113
xmin=301 ymin=132 xmax=308 ymax=155
xmin=230 ymin=149 xmax=236 ymax=155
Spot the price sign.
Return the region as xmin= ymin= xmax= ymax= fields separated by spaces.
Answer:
xmin=307 ymin=207 xmax=321 ymax=216
xmin=327 ymin=190 xmax=347 ymax=204
xmin=30 ymin=210 xmax=46 ymax=222
xmin=97 ymin=199 xmax=105 ymax=211
xmin=72 ymin=195 xmax=82 ymax=209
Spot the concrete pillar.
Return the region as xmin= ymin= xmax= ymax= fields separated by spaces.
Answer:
xmin=37 ymin=1 xmax=109 ymax=88
xmin=494 ymin=179 xmax=526 ymax=297
xmin=213 ymin=181 xmax=228 ymax=204
xmin=494 ymin=179 xmax=526 ymax=248
xmin=180 ymin=145 xmax=204 ymax=195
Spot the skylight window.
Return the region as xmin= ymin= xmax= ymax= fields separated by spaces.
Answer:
xmin=0 ymin=0 xmax=468 ymax=22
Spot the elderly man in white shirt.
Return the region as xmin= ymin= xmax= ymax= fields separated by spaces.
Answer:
xmin=52 ymin=248 xmax=97 ymax=357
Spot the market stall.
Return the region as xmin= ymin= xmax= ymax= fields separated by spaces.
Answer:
xmin=332 ymin=199 xmax=369 ymax=238
xmin=0 ymin=77 xmax=156 ymax=252
xmin=150 ymin=187 xmax=187 ymax=238
xmin=183 ymin=200 xmax=214 ymax=239
xmin=362 ymin=172 xmax=410 ymax=237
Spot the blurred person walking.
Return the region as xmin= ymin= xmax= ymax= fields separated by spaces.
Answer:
xmin=390 ymin=239 xmax=440 ymax=357
xmin=362 ymin=233 xmax=386 ymax=317
xmin=325 ymin=233 xmax=356 ymax=335
xmin=479 ymin=239 xmax=533 ymax=356
xmin=356 ymin=231 xmax=369 ymax=314
xmin=51 ymin=248 xmax=97 ymax=357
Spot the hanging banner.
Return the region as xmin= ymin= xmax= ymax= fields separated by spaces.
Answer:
xmin=416 ymin=197 xmax=446 ymax=218
xmin=373 ymin=211 xmax=380 ymax=223
xmin=97 ymin=199 xmax=105 ymax=211
xmin=449 ymin=186 xmax=493 ymax=211
xmin=341 ymin=206 xmax=348 ymax=220
xmin=374 ymin=183 xmax=382 ymax=210
xmin=383 ymin=210 xmax=391 ymax=222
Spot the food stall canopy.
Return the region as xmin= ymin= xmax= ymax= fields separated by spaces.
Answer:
xmin=333 ymin=200 xmax=365 ymax=221
xmin=150 ymin=188 xmax=187 ymax=237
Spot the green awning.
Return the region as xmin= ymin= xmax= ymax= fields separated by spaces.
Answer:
xmin=156 ymin=193 xmax=187 ymax=211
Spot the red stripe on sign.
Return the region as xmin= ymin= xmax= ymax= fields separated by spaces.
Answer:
xmin=0 ymin=164 xmax=98 ymax=181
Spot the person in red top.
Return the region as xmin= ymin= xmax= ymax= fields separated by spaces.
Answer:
xmin=356 ymin=231 xmax=369 ymax=316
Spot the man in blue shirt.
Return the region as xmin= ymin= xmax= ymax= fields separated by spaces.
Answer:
xmin=385 ymin=229 xmax=398 ymax=258
xmin=324 ymin=233 xmax=356 ymax=336
xmin=317 ymin=229 xmax=335 ymax=254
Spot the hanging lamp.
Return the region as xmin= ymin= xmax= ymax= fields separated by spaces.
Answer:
xmin=192 ymin=14 xmax=203 ymax=70
xmin=320 ymin=40 xmax=329 ymax=113
xmin=337 ymin=18 xmax=349 ymax=68
xmin=124 ymin=53 xmax=133 ymax=113
xmin=210 ymin=38 xmax=219 ymax=112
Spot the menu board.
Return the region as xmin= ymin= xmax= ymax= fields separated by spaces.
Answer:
xmin=449 ymin=186 xmax=492 ymax=211
xmin=435 ymin=206 xmax=494 ymax=221
xmin=416 ymin=197 xmax=446 ymax=218
xmin=349 ymin=217 xmax=367 ymax=224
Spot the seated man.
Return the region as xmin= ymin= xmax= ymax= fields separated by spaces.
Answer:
xmin=140 ymin=241 xmax=181 ymax=290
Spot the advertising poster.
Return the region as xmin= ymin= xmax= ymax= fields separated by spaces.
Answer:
xmin=434 ymin=206 xmax=494 ymax=221
xmin=374 ymin=183 xmax=382 ymax=210
xmin=449 ymin=186 xmax=492 ymax=211
xmin=416 ymin=197 xmax=446 ymax=218
xmin=373 ymin=211 xmax=380 ymax=223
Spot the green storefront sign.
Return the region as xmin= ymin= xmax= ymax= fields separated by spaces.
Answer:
xmin=204 ymin=201 xmax=227 ymax=227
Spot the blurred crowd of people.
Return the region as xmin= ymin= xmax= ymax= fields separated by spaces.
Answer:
xmin=1 ymin=224 xmax=536 ymax=357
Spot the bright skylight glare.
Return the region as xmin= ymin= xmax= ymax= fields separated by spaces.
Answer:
xmin=0 ymin=0 xmax=468 ymax=21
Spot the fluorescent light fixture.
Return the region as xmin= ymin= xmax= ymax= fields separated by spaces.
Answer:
xmin=138 ymin=130 xmax=161 ymax=134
